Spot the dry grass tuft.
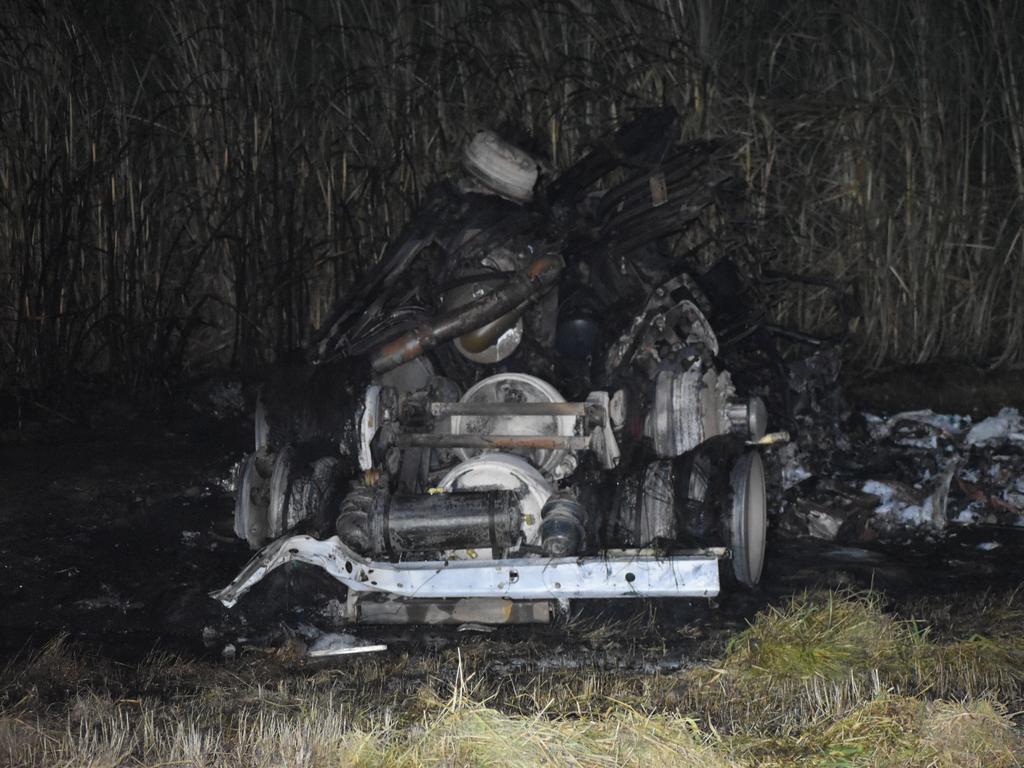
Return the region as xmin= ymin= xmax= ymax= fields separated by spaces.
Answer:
xmin=682 ymin=591 xmax=919 ymax=728
xmin=682 ymin=589 xmax=1024 ymax=730
xmin=720 ymin=590 xmax=920 ymax=681
xmin=923 ymin=635 xmax=1024 ymax=700
xmin=907 ymin=588 xmax=1024 ymax=641
xmin=918 ymin=698 xmax=1021 ymax=768
xmin=0 ymin=635 xmax=101 ymax=709
xmin=400 ymin=704 xmax=730 ymax=768
xmin=731 ymin=694 xmax=1023 ymax=768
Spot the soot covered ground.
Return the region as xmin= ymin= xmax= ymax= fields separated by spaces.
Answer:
xmin=2 ymin=377 xmax=1023 ymax=668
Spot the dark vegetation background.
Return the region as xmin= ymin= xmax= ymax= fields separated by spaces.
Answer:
xmin=2 ymin=0 xmax=1023 ymax=406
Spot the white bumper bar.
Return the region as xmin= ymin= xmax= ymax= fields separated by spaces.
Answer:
xmin=212 ymin=535 xmax=720 ymax=608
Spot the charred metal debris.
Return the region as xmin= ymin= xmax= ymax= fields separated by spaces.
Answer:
xmin=214 ymin=108 xmax=845 ymax=625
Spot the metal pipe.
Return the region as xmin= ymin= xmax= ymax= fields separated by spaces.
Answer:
xmin=371 ymin=491 xmax=521 ymax=555
xmin=370 ymin=255 xmax=563 ymax=373
xmin=429 ymin=401 xmax=590 ymax=417
xmin=398 ymin=434 xmax=592 ymax=451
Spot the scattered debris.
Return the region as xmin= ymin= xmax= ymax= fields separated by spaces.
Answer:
xmin=804 ymin=507 xmax=844 ymax=540
xmin=965 ymin=407 xmax=1024 ymax=447
xmin=456 ymin=622 xmax=496 ymax=633
xmin=187 ymin=376 xmax=248 ymax=419
xmin=307 ymin=632 xmax=387 ymax=657
xmin=778 ymin=403 xmax=1024 ymax=542
xmin=865 ymin=410 xmax=971 ymax=443
xmin=201 ymin=626 xmax=220 ymax=647
xmin=778 ymin=442 xmax=812 ymax=490
xmin=862 ymin=465 xmax=955 ymax=531
xmin=180 ymin=530 xmax=200 ymax=546
xmin=73 ymin=586 xmax=142 ymax=612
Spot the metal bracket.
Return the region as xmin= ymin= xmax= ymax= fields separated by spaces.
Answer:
xmin=211 ymin=535 xmax=720 ymax=608
xmin=585 ymin=390 xmax=621 ymax=469
xmin=358 ymin=385 xmax=381 ymax=470
xmin=412 ymin=393 xmax=620 ymax=469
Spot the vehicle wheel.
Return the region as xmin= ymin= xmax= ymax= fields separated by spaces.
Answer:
xmin=728 ymin=450 xmax=767 ymax=587
xmin=268 ymin=445 xmax=297 ymax=539
xmin=292 ymin=456 xmax=342 ymax=532
xmin=673 ymin=450 xmax=714 ymax=544
xmin=235 ymin=450 xmax=272 ymax=549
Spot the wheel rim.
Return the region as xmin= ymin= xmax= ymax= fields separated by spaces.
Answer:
xmin=729 ymin=450 xmax=767 ymax=586
xmin=235 ymin=451 xmax=271 ymax=548
xmin=234 ymin=453 xmax=257 ymax=540
xmin=451 ymin=373 xmax=574 ymax=476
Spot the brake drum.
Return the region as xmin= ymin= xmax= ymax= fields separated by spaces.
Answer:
xmin=450 ymin=373 xmax=576 ymax=477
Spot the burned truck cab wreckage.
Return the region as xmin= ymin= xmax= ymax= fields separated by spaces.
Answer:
xmin=214 ymin=109 xmax=793 ymax=626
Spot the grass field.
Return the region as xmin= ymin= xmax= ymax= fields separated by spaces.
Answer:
xmin=2 ymin=589 xmax=1021 ymax=767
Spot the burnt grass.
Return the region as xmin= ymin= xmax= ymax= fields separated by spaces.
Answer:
xmin=0 ymin=406 xmax=251 ymax=662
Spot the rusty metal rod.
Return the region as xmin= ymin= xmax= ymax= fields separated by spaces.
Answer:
xmin=370 ymin=254 xmax=563 ymax=374
xmin=429 ymin=401 xmax=592 ymax=417
xmin=398 ymin=434 xmax=592 ymax=451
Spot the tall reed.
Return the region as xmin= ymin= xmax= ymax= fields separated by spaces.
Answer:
xmin=2 ymin=0 xmax=1021 ymax=400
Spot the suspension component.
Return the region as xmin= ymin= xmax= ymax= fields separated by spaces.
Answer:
xmin=540 ymin=493 xmax=586 ymax=556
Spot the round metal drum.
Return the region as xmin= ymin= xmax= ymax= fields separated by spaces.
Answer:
xmin=439 ymin=453 xmax=554 ymax=547
xmin=450 ymin=373 xmax=575 ymax=476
